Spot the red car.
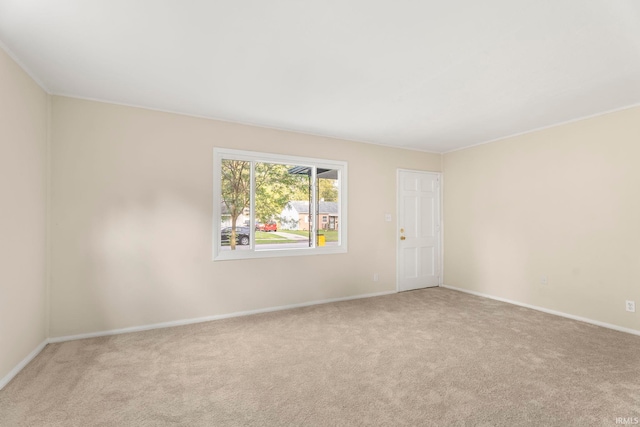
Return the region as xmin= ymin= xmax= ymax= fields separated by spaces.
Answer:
xmin=256 ymin=222 xmax=277 ymax=232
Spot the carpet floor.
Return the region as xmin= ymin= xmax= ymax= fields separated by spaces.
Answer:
xmin=1 ymin=288 xmax=639 ymax=426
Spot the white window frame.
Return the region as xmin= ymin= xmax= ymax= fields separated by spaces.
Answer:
xmin=213 ymin=148 xmax=348 ymax=261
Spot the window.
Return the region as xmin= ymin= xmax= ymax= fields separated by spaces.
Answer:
xmin=213 ymin=148 xmax=347 ymax=260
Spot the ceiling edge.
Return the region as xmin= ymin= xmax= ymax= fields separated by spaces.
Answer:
xmin=443 ymin=101 xmax=640 ymax=155
xmin=51 ymin=92 xmax=443 ymax=155
xmin=0 ymin=40 xmax=51 ymax=94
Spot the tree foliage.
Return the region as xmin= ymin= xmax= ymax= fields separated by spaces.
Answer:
xmin=220 ymin=160 xmax=250 ymax=250
xmin=255 ymin=163 xmax=308 ymax=223
xmin=289 ymin=178 xmax=338 ymax=202
xmin=318 ymin=178 xmax=338 ymax=202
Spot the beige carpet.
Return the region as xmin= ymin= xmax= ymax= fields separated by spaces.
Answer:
xmin=1 ymin=288 xmax=639 ymax=426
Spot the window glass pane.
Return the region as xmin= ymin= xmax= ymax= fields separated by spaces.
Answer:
xmin=316 ymin=168 xmax=340 ymax=247
xmin=219 ymin=159 xmax=251 ymax=251
xmin=255 ymin=162 xmax=312 ymax=250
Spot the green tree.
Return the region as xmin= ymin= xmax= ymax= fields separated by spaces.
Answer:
xmin=289 ymin=178 xmax=337 ymax=202
xmin=221 ymin=160 xmax=250 ymax=250
xmin=318 ymin=178 xmax=338 ymax=202
xmin=255 ymin=163 xmax=308 ymax=223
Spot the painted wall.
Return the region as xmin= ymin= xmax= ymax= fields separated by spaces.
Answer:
xmin=0 ymin=48 xmax=48 ymax=380
xmin=49 ymin=96 xmax=441 ymax=338
xmin=443 ymin=107 xmax=640 ymax=332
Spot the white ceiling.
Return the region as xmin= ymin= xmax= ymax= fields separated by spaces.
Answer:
xmin=1 ymin=1 xmax=639 ymax=152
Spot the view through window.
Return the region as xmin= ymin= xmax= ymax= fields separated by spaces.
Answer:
xmin=214 ymin=149 xmax=346 ymax=260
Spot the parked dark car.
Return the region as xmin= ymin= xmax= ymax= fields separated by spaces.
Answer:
xmin=221 ymin=226 xmax=250 ymax=246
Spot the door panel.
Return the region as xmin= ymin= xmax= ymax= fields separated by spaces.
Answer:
xmin=421 ymin=247 xmax=435 ymax=276
xmin=403 ymin=247 xmax=418 ymax=279
xmin=398 ymin=170 xmax=441 ymax=291
xmin=421 ymin=197 xmax=435 ymax=238
xmin=403 ymin=196 xmax=417 ymax=238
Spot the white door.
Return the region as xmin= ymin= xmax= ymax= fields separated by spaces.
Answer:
xmin=397 ymin=170 xmax=441 ymax=291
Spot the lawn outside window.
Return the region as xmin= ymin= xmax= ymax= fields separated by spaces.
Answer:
xmin=213 ymin=148 xmax=347 ymax=260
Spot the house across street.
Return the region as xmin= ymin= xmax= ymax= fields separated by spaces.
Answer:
xmin=280 ymin=201 xmax=339 ymax=231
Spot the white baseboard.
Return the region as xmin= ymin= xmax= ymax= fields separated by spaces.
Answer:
xmin=441 ymin=285 xmax=640 ymax=337
xmin=0 ymin=340 xmax=48 ymax=391
xmin=48 ymin=290 xmax=397 ymax=344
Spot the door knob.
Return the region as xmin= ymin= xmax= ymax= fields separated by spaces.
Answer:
xmin=400 ymin=236 xmax=406 ymax=240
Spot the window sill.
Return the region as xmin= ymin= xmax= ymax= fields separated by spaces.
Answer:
xmin=213 ymin=245 xmax=347 ymax=261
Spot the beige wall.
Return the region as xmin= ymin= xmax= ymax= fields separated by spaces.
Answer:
xmin=0 ymin=49 xmax=48 ymax=380
xmin=50 ymin=96 xmax=441 ymax=338
xmin=443 ymin=107 xmax=640 ymax=332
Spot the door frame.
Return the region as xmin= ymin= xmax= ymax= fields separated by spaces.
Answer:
xmin=396 ymin=169 xmax=443 ymax=292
